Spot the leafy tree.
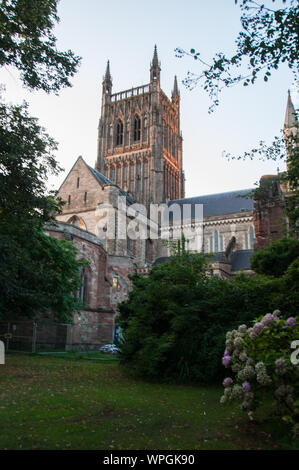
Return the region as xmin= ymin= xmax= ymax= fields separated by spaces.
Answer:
xmin=0 ymin=0 xmax=81 ymax=93
xmin=175 ymin=0 xmax=298 ymax=112
xmin=0 ymin=101 xmax=62 ymax=228
xmin=0 ymin=228 xmax=86 ymax=321
xmin=118 ymin=246 xmax=299 ymax=384
xmin=0 ymin=0 xmax=84 ymax=321
xmin=250 ymin=237 xmax=299 ymax=276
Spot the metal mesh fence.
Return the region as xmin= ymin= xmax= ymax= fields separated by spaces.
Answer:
xmin=0 ymin=320 xmax=69 ymax=352
xmin=0 ymin=320 xmax=113 ymax=352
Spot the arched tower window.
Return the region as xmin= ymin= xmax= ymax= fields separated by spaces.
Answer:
xmin=116 ymin=119 xmax=123 ymax=146
xmin=134 ymin=115 xmax=141 ymax=141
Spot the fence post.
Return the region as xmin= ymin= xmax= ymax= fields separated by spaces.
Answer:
xmin=6 ymin=322 xmax=10 ymax=351
xmin=32 ymin=322 xmax=37 ymax=353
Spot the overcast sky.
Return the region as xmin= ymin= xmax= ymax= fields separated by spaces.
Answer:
xmin=0 ymin=0 xmax=297 ymax=197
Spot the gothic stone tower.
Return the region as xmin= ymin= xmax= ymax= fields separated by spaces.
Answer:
xmin=95 ymin=46 xmax=185 ymax=208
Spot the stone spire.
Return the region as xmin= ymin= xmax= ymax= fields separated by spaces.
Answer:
xmin=173 ymin=75 xmax=179 ymax=95
xmin=172 ymin=75 xmax=180 ymax=104
xmin=150 ymin=45 xmax=160 ymax=83
xmin=102 ymin=60 xmax=112 ymax=94
xmin=284 ymin=90 xmax=298 ymax=132
xmin=283 ymin=90 xmax=298 ymax=172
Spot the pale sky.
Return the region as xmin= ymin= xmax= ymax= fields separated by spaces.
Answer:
xmin=0 ymin=0 xmax=297 ymax=197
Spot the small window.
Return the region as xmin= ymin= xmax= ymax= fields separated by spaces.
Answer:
xmin=77 ymin=177 xmax=80 ymax=188
xmin=134 ymin=116 xmax=141 ymax=141
xmin=84 ymin=192 xmax=87 ymax=204
xmin=68 ymin=195 xmax=71 ymax=205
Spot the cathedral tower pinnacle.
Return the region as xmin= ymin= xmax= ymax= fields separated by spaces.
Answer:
xmin=172 ymin=75 xmax=180 ymax=106
xmin=283 ymin=90 xmax=298 ymax=170
xmin=150 ymin=45 xmax=161 ymax=84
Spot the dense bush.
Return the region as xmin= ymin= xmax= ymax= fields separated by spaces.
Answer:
xmin=118 ymin=248 xmax=299 ymax=384
xmin=250 ymin=238 xmax=299 ymax=277
xmin=220 ymin=310 xmax=299 ymax=434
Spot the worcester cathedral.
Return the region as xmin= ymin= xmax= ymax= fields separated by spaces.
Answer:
xmin=45 ymin=46 xmax=297 ymax=349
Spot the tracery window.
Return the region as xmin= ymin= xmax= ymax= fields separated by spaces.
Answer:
xmin=134 ymin=115 xmax=141 ymax=141
xmin=116 ymin=119 xmax=123 ymax=146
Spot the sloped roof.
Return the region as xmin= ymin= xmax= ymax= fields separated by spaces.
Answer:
xmin=88 ymin=165 xmax=135 ymax=206
xmin=168 ymin=189 xmax=253 ymax=219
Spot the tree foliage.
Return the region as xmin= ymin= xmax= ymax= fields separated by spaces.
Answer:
xmin=250 ymin=237 xmax=299 ymax=276
xmin=0 ymin=0 xmax=81 ymax=92
xmin=0 ymin=228 xmax=86 ymax=321
xmin=0 ymin=102 xmax=87 ymax=321
xmin=175 ymin=0 xmax=298 ymax=112
xmin=0 ymin=101 xmax=62 ymax=227
xmin=118 ymin=246 xmax=299 ymax=384
xmin=0 ymin=0 xmax=84 ymax=320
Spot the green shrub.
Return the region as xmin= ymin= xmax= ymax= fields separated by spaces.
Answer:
xmin=250 ymin=237 xmax=299 ymax=277
xmin=118 ymin=249 xmax=299 ymax=384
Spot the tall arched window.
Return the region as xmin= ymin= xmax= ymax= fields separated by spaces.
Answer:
xmin=250 ymin=226 xmax=254 ymax=249
xmin=245 ymin=232 xmax=249 ymax=249
xmin=220 ymin=234 xmax=224 ymax=252
xmin=209 ymin=235 xmax=214 ymax=253
xmin=134 ymin=115 xmax=141 ymax=141
xmin=67 ymin=215 xmax=87 ymax=231
xmin=136 ymin=161 xmax=142 ymax=192
xmin=116 ymin=119 xmax=123 ymax=146
xmin=214 ymin=230 xmax=219 ymax=252
xmin=79 ymin=267 xmax=89 ymax=304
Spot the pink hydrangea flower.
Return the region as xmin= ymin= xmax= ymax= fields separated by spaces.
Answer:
xmin=242 ymin=381 xmax=251 ymax=392
xmin=286 ymin=317 xmax=296 ymax=327
xmin=223 ymin=377 xmax=233 ymax=388
xmin=261 ymin=313 xmax=275 ymax=326
xmin=222 ymin=355 xmax=231 ymax=367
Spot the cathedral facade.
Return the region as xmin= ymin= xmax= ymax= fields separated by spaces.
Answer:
xmin=50 ymin=47 xmax=296 ymax=348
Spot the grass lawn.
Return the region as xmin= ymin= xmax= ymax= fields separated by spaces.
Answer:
xmin=0 ymin=353 xmax=297 ymax=450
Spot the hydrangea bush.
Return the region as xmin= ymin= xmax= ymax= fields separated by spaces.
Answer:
xmin=220 ymin=310 xmax=299 ymax=432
